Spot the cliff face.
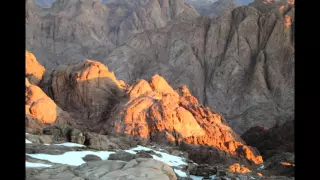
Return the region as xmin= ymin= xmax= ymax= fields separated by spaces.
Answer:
xmin=102 ymin=0 xmax=294 ymax=133
xmin=26 ymin=0 xmax=294 ymax=133
xmin=186 ymin=0 xmax=238 ymax=19
xmin=203 ymin=1 xmax=294 ymax=133
xmin=27 ymin=53 xmax=263 ymax=165
xmin=26 ymin=0 xmax=198 ymax=68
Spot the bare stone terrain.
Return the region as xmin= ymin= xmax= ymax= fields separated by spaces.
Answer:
xmin=26 ymin=0 xmax=294 ymax=133
xmin=25 ymin=1 xmax=295 ymax=179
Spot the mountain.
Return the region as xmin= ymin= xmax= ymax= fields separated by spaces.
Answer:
xmin=186 ymin=0 xmax=237 ymax=18
xmin=34 ymin=54 xmax=262 ymax=165
xmin=25 ymin=1 xmax=294 ymax=178
xmin=26 ymin=0 xmax=294 ymax=134
xmin=102 ymin=0 xmax=295 ymax=133
xmin=26 ymin=0 xmax=198 ymax=68
xmin=25 ymin=50 xmax=294 ymax=179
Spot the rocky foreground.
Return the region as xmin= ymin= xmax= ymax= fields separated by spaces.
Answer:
xmin=25 ymin=51 xmax=294 ymax=180
xmin=26 ymin=125 xmax=293 ymax=180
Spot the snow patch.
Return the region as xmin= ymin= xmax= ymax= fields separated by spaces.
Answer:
xmin=257 ymin=164 xmax=265 ymax=170
xmin=190 ymin=175 xmax=216 ymax=180
xmin=26 ymin=161 xmax=52 ymax=168
xmin=174 ymin=169 xmax=188 ymax=177
xmin=27 ymin=151 xmax=114 ymax=166
xmin=124 ymin=145 xmax=187 ymax=167
xmin=53 ymin=142 xmax=85 ymax=147
xmin=26 ymin=139 xmax=32 ymax=144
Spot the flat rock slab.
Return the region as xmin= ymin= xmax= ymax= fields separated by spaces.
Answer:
xmin=26 ymin=143 xmax=87 ymax=155
xmin=26 ymin=158 xmax=178 ymax=180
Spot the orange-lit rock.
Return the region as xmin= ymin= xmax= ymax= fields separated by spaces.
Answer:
xmin=257 ymin=172 xmax=263 ymax=177
xmin=26 ymin=51 xmax=45 ymax=85
xmin=284 ymin=15 xmax=292 ymax=28
xmin=280 ymin=162 xmax=295 ymax=166
xmin=102 ymin=74 xmax=263 ymax=164
xmin=25 ymin=78 xmax=73 ymax=125
xmin=287 ymin=0 xmax=294 ymax=5
xmin=263 ymin=0 xmax=274 ymax=4
xmin=279 ymin=5 xmax=285 ymax=11
xmin=40 ymin=60 xmax=125 ymax=126
xmin=228 ymin=163 xmax=252 ymax=173
xmin=37 ymin=59 xmax=263 ymax=164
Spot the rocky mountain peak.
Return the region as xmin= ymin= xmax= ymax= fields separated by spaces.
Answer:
xmin=25 ymin=1 xmax=294 ymax=179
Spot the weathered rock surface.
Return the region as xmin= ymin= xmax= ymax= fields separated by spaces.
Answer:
xmin=26 ymin=158 xmax=178 ymax=180
xmin=26 ymin=114 xmax=45 ymax=134
xmin=26 ymin=78 xmax=74 ymax=132
xmin=102 ymin=0 xmax=294 ymax=134
xmin=241 ymin=120 xmax=294 ymax=160
xmin=42 ymin=125 xmax=85 ymax=144
xmin=26 ymin=51 xmax=45 ymax=85
xmin=26 ymin=0 xmax=294 ymax=134
xmin=40 ymin=60 xmax=125 ymax=132
xmin=26 ymin=0 xmax=198 ymax=68
xmin=262 ymin=152 xmax=294 ymax=177
xmin=82 ymin=155 xmax=102 ymax=162
xmin=38 ymin=58 xmax=262 ymax=164
xmin=26 ymin=133 xmax=53 ymax=144
xmin=189 ymin=164 xmax=217 ymax=177
xmin=26 ymin=143 xmax=85 ymax=155
xmin=28 ymin=56 xmax=263 ymax=165
xmin=101 ymin=74 xmax=263 ymax=164
xmin=84 ymin=132 xmax=119 ymax=150
xmin=186 ymin=0 xmax=237 ymax=19
xmin=227 ymin=163 xmax=252 ymax=173
xmin=260 ymin=176 xmax=294 ymax=180
xmin=108 ymin=150 xmax=136 ymax=161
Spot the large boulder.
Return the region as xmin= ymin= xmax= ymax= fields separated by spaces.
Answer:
xmin=241 ymin=120 xmax=294 ymax=160
xmin=25 ymin=78 xmax=74 ymax=133
xmin=108 ymin=151 xmax=136 ymax=162
xmin=26 ymin=158 xmax=178 ymax=180
xmin=25 ymin=50 xmax=45 ymax=85
xmin=26 ymin=143 xmax=85 ymax=155
xmin=189 ymin=164 xmax=218 ymax=177
xmin=42 ymin=125 xmax=85 ymax=144
xmin=262 ymin=152 xmax=295 ymax=177
xmin=82 ymin=155 xmax=102 ymax=162
xmin=83 ymin=132 xmax=119 ymax=150
xmin=40 ymin=60 xmax=125 ymax=132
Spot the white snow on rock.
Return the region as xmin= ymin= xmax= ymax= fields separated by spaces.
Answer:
xmin=125 ymin=145 xmax=187 ymax=167
xmin=26 ymin=139 xmax=32 ymax=144
xmin=174 ymin=169 xmax=188 ymax=177
xmin=53 ymin=142 xmax=85 ymax=147
xmin=26 ymin=162 xmax=52 ymax=168
xmin=190 ymin=175 xmax=216 ymax=180
xmin=126 ymin=145 xmax=191 ymax=179
xmin=257 ymin=164 xmax=265 ymax=170
xmin=26 ymin=151 xmax=114 ymax=166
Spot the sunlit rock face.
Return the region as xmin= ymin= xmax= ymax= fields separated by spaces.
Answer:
xmin=100 ymin=74 xmax=263 ymax=164
xmin=26 ymin=55 xmax=263 ymax=164
xmin=26 ymin=51 xmax=45 ymax=85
